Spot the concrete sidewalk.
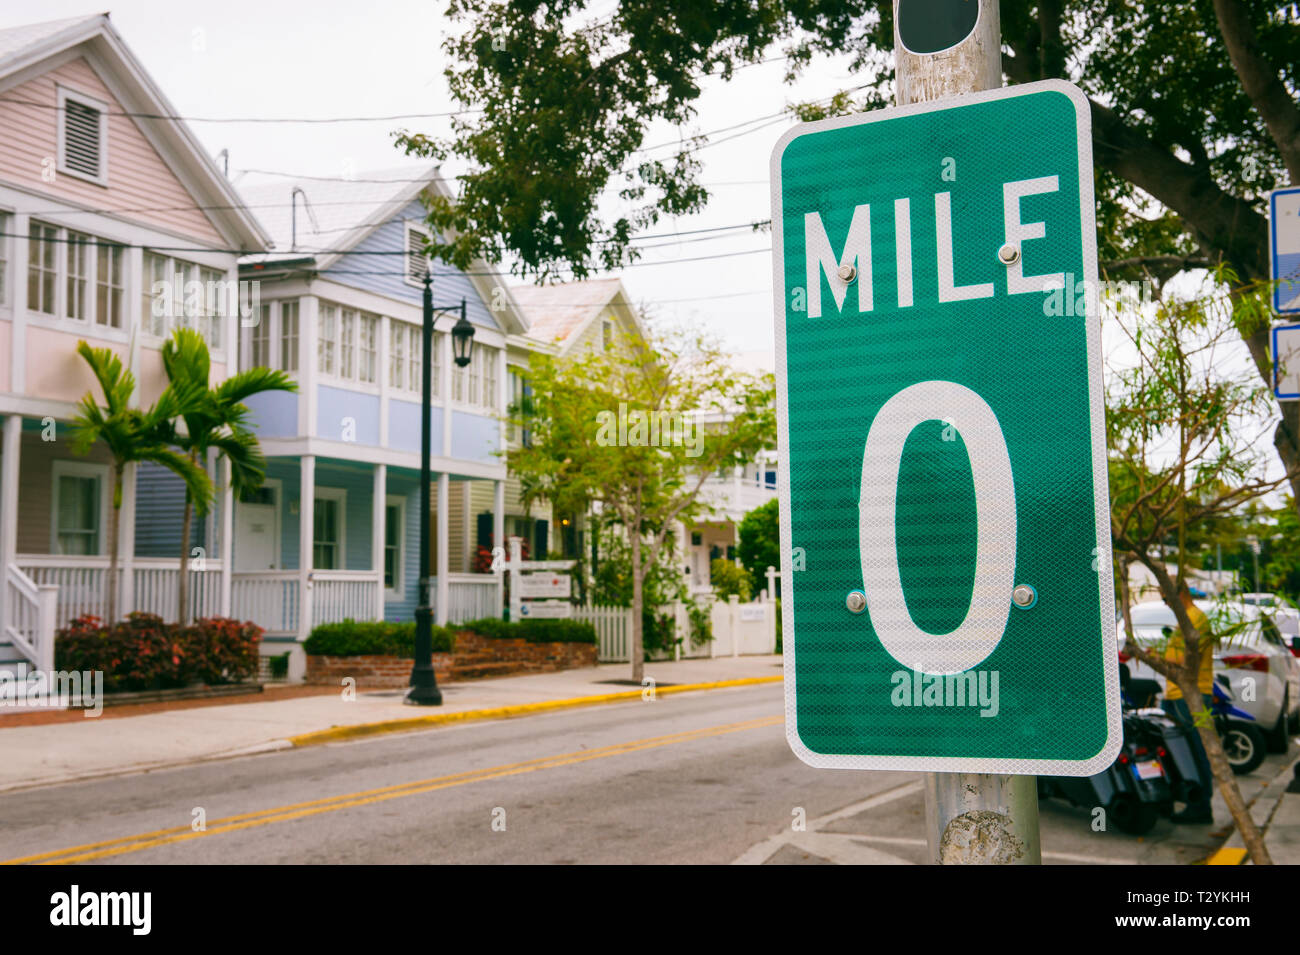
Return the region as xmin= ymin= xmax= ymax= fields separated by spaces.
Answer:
xmin=1251 ymin=751 xmax=1300 ymax=864
xmin=0 ymin=656 xmax=785 ymax=793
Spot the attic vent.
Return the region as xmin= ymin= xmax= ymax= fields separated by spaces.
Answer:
xmin=58 ymin=88 xmax=108 ymax=184
xmin=406 ymin=226 xmax=430 ymax=286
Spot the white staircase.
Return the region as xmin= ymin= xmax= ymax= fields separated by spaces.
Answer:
xmin=4 ymin=562 xmax=58 ymax=676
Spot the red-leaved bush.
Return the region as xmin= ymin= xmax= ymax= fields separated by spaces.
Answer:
xmin=55 ymin=613 xmax=263 ymax=692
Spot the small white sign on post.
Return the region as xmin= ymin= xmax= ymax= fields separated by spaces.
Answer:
xmin=1274 ymin=324 xmax=1300 ymax=401
xmin=517 ymin=574 xmax=572 ymax=598
xmin=505 ymin=536 xmax=577 ymax=621
xmin=740 ymin=604 xmax=767 ymax=623
xmin=518 ymin=601 xmax=573 ymax=619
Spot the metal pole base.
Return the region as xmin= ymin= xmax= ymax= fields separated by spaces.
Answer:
xmin=405 ymin=604 xmax=443 ymax=706
xmin=404 ymin=664 xmax=442 ymax=706
xmin=924 ymin=772 xmax=1040 ymax=864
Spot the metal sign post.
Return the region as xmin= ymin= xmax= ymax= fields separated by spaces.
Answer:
xmin=897 ymin=0 xmax=1040 ymax=867
xmin=771 ymin=0 xmax=1119 ymax=864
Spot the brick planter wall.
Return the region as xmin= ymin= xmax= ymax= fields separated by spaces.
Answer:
xmin=305 ymin=652 xmax=454 ymax=689
xmin=306 ymin=631 xmax=596 ymax=687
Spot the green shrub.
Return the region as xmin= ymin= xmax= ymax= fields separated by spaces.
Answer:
xmin=55 ymin=612 xmax=264 ymax=692
xmin=460 ymin=617 xmax=597 ymax=645
xmin=710 ymin=558 xmax=753 ymax=601
xmin=303 ymin=619 xmax=455 ymax=657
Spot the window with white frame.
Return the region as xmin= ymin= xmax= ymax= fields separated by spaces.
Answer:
xmin=247 ymin=303 xmax=270 ymax=368
xmin=358 ymin=313 xmax=377 ymax=383
xmin=453 ymin=343 xmax=498 ymax=410
xmin=318 ymin=303 xmax=338 ymax=376
xmin=51 ymin=461 xmax=108 ymax=556
xmin=27 ymin=221 xmax=57 ymax=315
xmin=30 ymin=221 xmax=126 ymax=327
xmin=280 ymin=300 xmax=299 ymax=373
xmin=405 ymin=226 xmax=430 ymax=286
xmin=95 ymin=242 xmax=124 ymax=328
xmin=315 ymin=303 xmax=380 ymax=386
xmin=389 ymin=320 xmax=426 ymax=394
xmin=603 ymin=319 xmax=614 ymax=350
xmin=384 ymin=495 xmax=405 ymax=596
xmin=0 ymin=211 xmax=9 ymax=306
xmin=139 ymin=253 xmax=221 ymax=345
xmin=312 ymin=488 xmax=346 ymax=570
xmin=57 ymin=86 xmax=109 ymax=186
xmin=65 ymin=232 xmax=89 ymax=321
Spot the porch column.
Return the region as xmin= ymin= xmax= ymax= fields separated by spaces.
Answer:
xmin=436 ymin=471 xmax=449 ymax=626
xmin=372 ymin=463 xmax=386 ymax=620
xmin=1 ymin=416 xmax=20 ymax=572
xmin=119 ymin=462 xmax=137 ymax=618
xmin=220 ymin=456 xmax=233 ymax=617
xmin=493 ymin=479 xmax=504 ymax=616
xmin=298 ymin=456 xmax=315 ymax=642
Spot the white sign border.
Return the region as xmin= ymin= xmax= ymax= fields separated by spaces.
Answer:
xmin=1271 ymin=185 xmax=1300 ymax=316
xmin=770 ymin=78 xmax=1121 ymax=777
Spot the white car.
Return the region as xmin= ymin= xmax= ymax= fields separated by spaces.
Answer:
xmin=1117 ymin=599 xmax=1300 ymax=749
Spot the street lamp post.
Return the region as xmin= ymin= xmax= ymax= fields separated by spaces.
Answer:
xmin=406 ymin=273 xmax=475 ymax=706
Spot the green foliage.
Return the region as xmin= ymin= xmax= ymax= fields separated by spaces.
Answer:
xmin=55 ymin=613 xmax=263 ymax=691
xmin=737 ymin=498 xmax=780 ymax=584
xmin=304 ymin=620 xmax=455 ymax=657
xmin=460 ymin=617 xmax=597 ymax=645
xmin=71 ymin=341 xmax=214 ymax=623
xmin=159 ymin=328 xmax=297 ymax=513
xmin=404 ymin=1 xmax=1291 ymax=286
xmin=710 ymin=557 xmax=753 ymax=602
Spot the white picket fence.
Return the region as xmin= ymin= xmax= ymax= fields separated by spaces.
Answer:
xmin=575 ymin=593 xmax=777 ymax=663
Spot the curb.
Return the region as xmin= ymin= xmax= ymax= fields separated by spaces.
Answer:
xmin=285 ymin=675 xmax=785 ymax=748
xmin=1206 ymin=749 xmax=1300 ymax=865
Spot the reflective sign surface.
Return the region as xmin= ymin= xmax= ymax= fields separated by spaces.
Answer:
xmin=771 ymin=80 xmax=1120 ymax=775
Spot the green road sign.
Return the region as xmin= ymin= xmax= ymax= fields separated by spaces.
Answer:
xmin=771 ymin=80 xmax=1120 ymax=775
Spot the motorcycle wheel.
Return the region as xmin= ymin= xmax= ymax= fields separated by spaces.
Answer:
xmin=1221 ymin=722 xmax=1267 ymax=775
xmin=1111 ymin=796 xmax=1160 ymax=835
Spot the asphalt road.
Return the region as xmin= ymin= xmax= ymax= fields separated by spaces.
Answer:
xmin=0 ymin=683 xmax=1278 ymax=864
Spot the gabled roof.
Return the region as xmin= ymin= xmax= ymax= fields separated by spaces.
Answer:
xmin=0 ymin=13 xmax=269 ymax=251
xmin=236 ymin=167 xmax=435 ymax=265
xmin=512 ymin=277 xmax=646 ymax=354
xmin=237 ymin=167 xmax=530 ymax=336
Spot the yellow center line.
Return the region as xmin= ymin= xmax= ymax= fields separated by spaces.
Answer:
xmin=5 ymin=714 xmax=783 ymax=866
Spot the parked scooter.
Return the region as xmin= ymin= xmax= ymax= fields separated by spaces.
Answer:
xmin=1038 ymin=665 xmax=1203 ymax=835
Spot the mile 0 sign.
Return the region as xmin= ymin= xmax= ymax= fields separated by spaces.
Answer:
xmin=771 ymin=80 xmax=1121 ymax=776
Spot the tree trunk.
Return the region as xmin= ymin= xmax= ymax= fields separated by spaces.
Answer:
xmin=1146 ymin=560 xmax=1273 ymax=863
xmin=107 ymin=464 xmax=123 ymax=625
xmin=630 ymin=529 xmax=644 ymax=684
xmin=177 ymin=491 xmax=193 ymax=625
xmin=1175 ymin=673 xmax=1274 ymax=865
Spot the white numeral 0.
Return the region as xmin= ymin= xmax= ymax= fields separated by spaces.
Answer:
xmin=859 ymin=380 xmax=1016 ymax=674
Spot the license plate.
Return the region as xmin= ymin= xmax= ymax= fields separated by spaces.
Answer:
xmin=1132 ymin=759 xmax=1164 ymax=781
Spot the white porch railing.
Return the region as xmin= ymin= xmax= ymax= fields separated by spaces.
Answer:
xmin=18 ymin=556 xmax=225 ymax=627
xmin=312 ymin=571 xmax=381 ymax=627
xmin=3 ymin=563 xmax=57 ymax=673
xmin=133 ymin=564 xmax=224 ymax=621
xmin=445 ymin=573 xmax=501 ymax=624
xmin=231 ymin=571 xmax=299 ymax=635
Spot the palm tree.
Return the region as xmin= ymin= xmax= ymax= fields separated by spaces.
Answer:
xmin=71 ymin=342 xmax=213 ymax=624
xmin=161 ymin=329 xmax=296 ymax=623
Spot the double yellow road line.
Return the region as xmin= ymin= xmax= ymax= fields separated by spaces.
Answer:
xmin=4 ymin=714 xmax=783 ymax=865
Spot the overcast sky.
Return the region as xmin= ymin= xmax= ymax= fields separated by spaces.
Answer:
xmin=3 ymin=0 xmax=875 ymax=365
